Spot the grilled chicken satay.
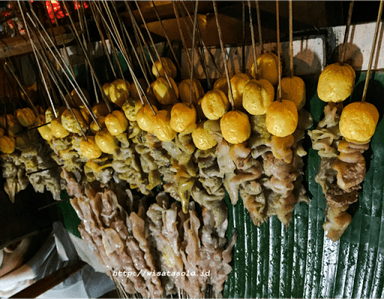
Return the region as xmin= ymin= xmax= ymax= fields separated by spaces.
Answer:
xmin=309 ymin=60 xmax=379 ymax=241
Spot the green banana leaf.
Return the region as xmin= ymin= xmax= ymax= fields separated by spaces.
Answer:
xmin=223 ymin=72 xmax=384 ymax=298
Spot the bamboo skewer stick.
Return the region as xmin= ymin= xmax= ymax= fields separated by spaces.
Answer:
xmin=26 ymin=11 xmax=101 ymax=130
xmin=179 ymin=1 xmax=212 ymax=88
xmin=151 ymin=0 xmax=182 ymax=72
xmin=25 ymin=11 xmax=100 ymax=127
xmin=109 ymin=2 xmax=134 ymax=93
xmin=3 ymin=60 xmax=38 ymax=116
xmin=242 ymin=1 xmax=246 ymax=74
xmin=275 ymin=0 xmax=282 ymax=101
xmin=213 ymin=1 xmax=235 ymax=110
xmin=89 ymin=3 xmax=117 ymax=80
xmin=173 ymin=2 xmax=194 ymax=79
xmin=47 ymin=0 xmax=75 ymax=90
xmin=189 ymin=0 xmax=199 ymax=105
xmin=289 ymin=0 xmax=294 ymax=78
xmin=340 ymin=1 xmax=355 ymax=64
xmin=92 ymin=2 xmax=155 ymax=113
xmin=125 ymin=3 xmax=162 ymax=82
xmin=61 ymin=1 xmax=110 ymax=110
xmin=112 ymin=2 xmax=151 ymax=86
xmin=101 ymin=2 xmax=149 ymax=107
xmin=248 ymin=0 xmax=258 ymax=79
xmin=361 ymin=0 xmax=383 ymax=103
xmin=134 ymin=1 xmax=175 ymax=93
xmin=255 ymin=0 xmax=264 ymax=53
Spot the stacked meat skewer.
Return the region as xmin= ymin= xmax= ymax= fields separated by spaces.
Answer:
xmin=63 ymin=169 xmax=236 ymax=298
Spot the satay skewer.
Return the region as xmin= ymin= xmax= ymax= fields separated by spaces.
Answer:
xmin=255 ymin=0 xmax=263 ymax=53
xmin=361 ymin=0 xmax=383 ymax=103
xmin=275 ymin=0 xmax=282 ymax=101
xmin=134 ymin=1 xmax=174 ymax=86
xmin=248 ymin=0 xmax=258 ymax=78
xmin=61 ymin=1 xmax=110 ymax=110
xmin=213 ymin=1 xmax=235 ymax=109
xmin=92 ymin=2 xmax=155 ymax=114
xmin=151 ymin=0 xmax=183 ymax=72
xmin=3 ymin=60 xmax=38 ymax=116
xmin=189 ymin=0 xmax=199 ymax=105
xmin=173 ymin=2 xmax=194 ymax=78
xmin=25 ymin=12 xmax=101 ymax=128
xmin=180 ymin=0 xmax=222 ymax=79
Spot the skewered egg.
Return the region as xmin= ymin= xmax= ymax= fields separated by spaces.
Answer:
xmin=0 ymin=135 xmax=15 ymax=154
xmin=192 ymin=121 xmax=218 ymax=150
xmin=105 ymin=110 xmax=128 ymax=136
xmin=266 ymin=100 xmax=298 ymax=137
xmin=242 ymin=79 xmax=274 ymax=115
xmin=80 ymin=136 xmax=102 ymax=159
xmin=317 ymin=62 xmax=355 ymax=103
xmin=179 ymin=79 xmax=204 ymax=104
xmin=137 ymin=104 xmax=158 ymax=133
xmin=252 ymin=52 xmax=282 ymax=86
xmin=220 ymin=110 xmax=251 ymax=144
xmin=108 ymin=79 xmax=130 ymax=107
xmin=170 ymin=103 xmax=197 ymax=133
xmin=339 ymin=101 xmax=379 ymax=143
xmin=201 ymin=89 xmax=230 ymax=120
xmin=152 ymin=57 xmax=177 ymax=79
xmin=95 ymin=129 xmax=118 ymax=154
xmin=281 ymin=76 xmax=306 ymax=110
xmin=230 ymin=73 xmax=251 ymax=108
xmin=16 ymin=107 xmax=36 ymax=127
xmin=153 ymin=110 xmax=176 ymax=141
xmin=151 ymin=77 xmax=179 ymax=105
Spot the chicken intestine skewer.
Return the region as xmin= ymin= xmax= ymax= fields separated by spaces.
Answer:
xmin=62 ymin=169 xmax=236 ymax=298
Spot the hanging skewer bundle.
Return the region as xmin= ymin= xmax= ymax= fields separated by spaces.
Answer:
xmin=309 ymin=0 xmax=382 ymax=241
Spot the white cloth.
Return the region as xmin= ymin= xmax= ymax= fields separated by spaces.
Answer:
xmin=0 ymin=222 xmax=115 ymax=298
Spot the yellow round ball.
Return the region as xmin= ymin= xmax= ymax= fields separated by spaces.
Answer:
xmin=137 ymin=104 xmax=158 ymax=133
xmin=95 ymin=129 xmax=118 ymax=154
xmin=105 ymin=110 xmax=128 ymax=136
xmin=80 ymin=136 xmax=102 ymax=159
xmin=220 ymin=110 xmax=251 ymax=144
xmin=192 ymin=122 xmax=218 ymax=150
xmin=61 ymin=108 xmax=88 ymax=134
xmin=108 ymin=79 xmax=130 ymax=108
xmin=178 ymin=79 xmax=204 ymax=105
xmin=242 ymin=79 xmax=274 ymax=115
xmin=152 ymin=57 xmax=177 ymax=79
xmin=92 ymin=103 xmax=109 ymax=117
xmin=230 ymin=73 xmax=251 ymax=108
xmin=340 ymin=101 xmax=379 ymax=143
xmin=153 ymin=110 xmax=176 ymax=141
xmin=266 ymin=100 xmax=298 ymax=137
xmin=253 ymin=52 xmax=282 ymax=86
xmin=281 ymin=76 xmax=306 ymax=110
xmin=170 ymin=103 xmax=196 ymax=133
xmin=201 ymin=89 xmax=230 ymax=120
xmin=51 ymin=119 xmax=70 ymax=138
xmin=151 ymin=77 xmax=179 ymax=105
xmin=317 ymin=62 xmax=355 ymax=103
xmin=213 ymin=77 xmax=229 ymax=95
xmin=16 ymin=108 xmax=36 ymax=127
xmin=0 ymin=135 xmax=15 ymax=154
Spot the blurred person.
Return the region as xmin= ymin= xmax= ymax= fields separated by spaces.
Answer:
xmin=0 ymin=222 xmax=115 ymax=298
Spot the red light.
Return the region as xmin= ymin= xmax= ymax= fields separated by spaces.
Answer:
xmin=45 ymin=1 xmax=87 ymax=22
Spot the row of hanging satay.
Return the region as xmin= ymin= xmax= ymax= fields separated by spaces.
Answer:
xmin=0 ymin=50 xmax=379 ymax=241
